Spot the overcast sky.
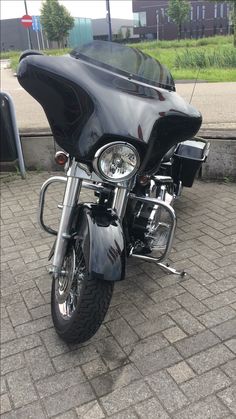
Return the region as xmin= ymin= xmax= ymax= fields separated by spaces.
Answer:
xmin=0 ymin=0 xmax=133 ymax=20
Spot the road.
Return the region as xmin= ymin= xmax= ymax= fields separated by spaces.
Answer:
xmin=1 ymin=66 xmax=236 ymax=133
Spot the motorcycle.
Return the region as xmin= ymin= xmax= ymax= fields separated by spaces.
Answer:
xmin=17 ymin=41 xmax=209 ymax=343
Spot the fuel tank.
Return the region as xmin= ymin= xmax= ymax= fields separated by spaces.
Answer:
xmin=17 ymin=43 xmax=202 ymax=174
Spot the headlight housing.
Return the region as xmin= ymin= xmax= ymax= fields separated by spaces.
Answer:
xmin=93 ymin=142 xmax=140 ymax=182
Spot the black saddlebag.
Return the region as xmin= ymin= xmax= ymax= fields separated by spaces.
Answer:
xmin=172 ymin=138 xmax=210 ymax=187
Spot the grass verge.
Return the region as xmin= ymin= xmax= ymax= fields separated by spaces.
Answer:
xmin=1 ymin=36 xmax=235 ymax=82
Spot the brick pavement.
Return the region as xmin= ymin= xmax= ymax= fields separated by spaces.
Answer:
xmin=0 ymin=172 xmax=236 ymax=418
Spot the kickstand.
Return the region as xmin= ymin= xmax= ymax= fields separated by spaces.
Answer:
xmin=157 ymin=262 xmax=186 ymax=277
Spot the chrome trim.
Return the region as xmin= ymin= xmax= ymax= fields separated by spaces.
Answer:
xmin=112 ymin=186 xmax=129 ymax=219
xmin=39 ymin=176 xmax=67 ymax=235
xmin=93 ymin=141 xmax=140 ymax=183
xmin=52 ymin=162 xmax=83 ymax=276
xmin=130 ymin=254 xmax=186 ymax=277
xmin=129 ymin=193 xmax=177 ymax=262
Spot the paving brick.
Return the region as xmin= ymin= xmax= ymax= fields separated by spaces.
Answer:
xmin=22 ymin=287 xmax=45 ymax=309
xmin=167 ymin=361 xmax=195 ymax=384
xmin=109 ymin=408 xmax=138 ymax=419
xmin=42 ymin=382 xmax=95 ymax=417
xmin=52 ymin=344 xmax=99 ymax=372
xmin=0 ymin=334 xmax=41 ymax=359
xmin=169 ymin=309 xmax=205 ymax=335
xmin=225 ymin=338 xmax=236 ymax=354
xmin=188 ymin=343 xmax=235 ymax=374
xmin=56 ymin=410 xmax=77 ymax=419
xmin=162 ymin=326 xmax=187 ymax=343
xmin=211 ymin=265 xmax=236 ymax=280
xmin=95 ymin=337 xmax=128 ymax=370
xmin=25 ymin=345 xmax=55 ymax=380
xmin=0 ymin=394 xmax=12 ymax=414
xmin=207 ymin=277 xmax=236 ymax=294
xmin=1 ymin=401 xmax=47 ymax=419
xmin=0 ymin=377 xmax=7 ymax=395
xmin=106 ymin=318 xmax=139 ymax=347
xmin=134 ymin=397 xmax=170 ymax=419
xmin=124 ymin=333 xmax=169 ymax=361
xmin=82 ymin=357 xmax=108 ymax=380
xmin=146 ymin=370 xmax=188 ymax=412
xmin=150 ymin=285 xmax=185 ymax=303
xmin=35 ymin=366 xmax=85 ymax=398
xmin=15 ymin=316 xmax=52 ymax=337
xmin=0 ymin=353 xmax=25 ymax=376
xmin=174 ymin=329 xmax=220 ymax=358
xmin=180 ymin=368 xmax=231 ymax=402
xmin=181 ymin=278 xmax=213 ymax=300
xmin=40 ymin=328 xmax=69 ymax=357
xmin=100 ymin=380 xmax=152 ymax=416
xmin=7 ymin=368 xmax=38 ymax=408
xmin=173 ymin=395 xmax=230 ymax=419
xmin=141 ymin=299 xmax=181 ymax=319
xmin=221 ymin=359 xmax=236 ymax=380
xmin=217 ymin=384 xmax=236 ymax=415
xmin=198 ymin=306 xmax=236 ymax=328
xmin=212 ymin=318 xmax=236 ymax=341
xmin=0 ymin=318 xmax=16 ymax=343
xmin=91 ymin=364 xmax=141 ymax=397
xmin=175 ymin=292 xmax=208 ymax=316
xmin=6 ymin=301 xmax=31 ymax=327
xmin=76 ymin=400 xmax=105 ymax=418
xmin=133 ymin=345 xmax=182 ymax=376
xmin=30 ymin=303 xmax=51 ymax=320
xmin=133 ymin=315 xmax=175 ymax=339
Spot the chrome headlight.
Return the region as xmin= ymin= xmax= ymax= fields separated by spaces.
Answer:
xmin=93 ymin=142 xmax=140 ymax=182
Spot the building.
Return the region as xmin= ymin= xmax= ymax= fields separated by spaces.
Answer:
xmin=133 ymin=1 xmax=231 ymax=40
xmin=0 ymin=17 xmax=136 ymax=52
xmin=92 ymin=18 xmax=137 ymax=41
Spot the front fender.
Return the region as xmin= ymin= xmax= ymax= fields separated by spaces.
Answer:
xmin=77 ymin=204 xmax=125 ymax=281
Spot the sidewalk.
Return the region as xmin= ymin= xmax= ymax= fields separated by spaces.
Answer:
xmin=1 ymin=173 xmax=236 ymax=418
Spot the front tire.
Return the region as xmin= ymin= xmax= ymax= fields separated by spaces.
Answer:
xmin=51 ymin=241 xmax=114 ymax=344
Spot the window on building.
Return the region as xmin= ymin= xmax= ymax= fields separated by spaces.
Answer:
xmin=202 ymin=5 xmax=206 ymax=20
xmin=214 ymin=3 xmax=218 ymax=18
xmin=220 ymin=3 xmax=224 ymax=18
xmin=197 ymin=5 xmax=200 ymax=20
xmin=190 ymin=6 xmax=193 ymax=21
xmin=133 ymin=11 xmax=147 ymax=27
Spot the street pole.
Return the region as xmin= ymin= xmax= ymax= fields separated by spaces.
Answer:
xmin=24 ymin=0 xmax=33 ymax=49
xmin=106 ymin=0 xmax=112 ymax=41
xmin=156 ymin=10 xmax=159 ymax=41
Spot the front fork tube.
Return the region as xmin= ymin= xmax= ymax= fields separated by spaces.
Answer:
xmin=52 ymin=174 xmax=82 ymax=278
xmin=112 ymin=185 xmax=130 ymax=220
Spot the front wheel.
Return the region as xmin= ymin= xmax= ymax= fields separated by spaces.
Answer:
xmin=51 ymin=240 xmax=114 ymax=344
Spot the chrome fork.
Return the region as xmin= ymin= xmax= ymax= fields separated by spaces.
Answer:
xmin=52 ymin=161 xmax=82 ymax=278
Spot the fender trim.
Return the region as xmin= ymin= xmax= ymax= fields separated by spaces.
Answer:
xmin=77 ymin=204 xmax=125 ymax=282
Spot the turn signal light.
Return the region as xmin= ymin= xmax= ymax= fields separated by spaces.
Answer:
xmin=55 ymin=151 xmax=69 ymax=166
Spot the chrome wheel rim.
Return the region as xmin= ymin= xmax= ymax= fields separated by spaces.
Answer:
xmin=56 ymin=246 xmax=85 ymax=320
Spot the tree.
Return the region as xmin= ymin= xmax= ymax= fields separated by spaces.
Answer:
xmin=167 ymin=0 xmax=190 ymax=40
xmin=209 ymin=0 xmax=236 ymax=47
xmin=126 ymin=27 xmax=131 ymax=40
xmin=117 ymin=28 xmax=124 ymax=40
xmin=41 ymin=0 xmax=74 ymax=48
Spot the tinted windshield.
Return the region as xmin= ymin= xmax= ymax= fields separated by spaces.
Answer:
xmin=70 ymin=41 xmax=175 ymax=91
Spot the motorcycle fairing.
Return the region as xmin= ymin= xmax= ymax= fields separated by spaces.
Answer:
xmin=77 ymin=205 xmax=125 ymax=282
xmin=17 ymin=46 xmax=202 ymax=173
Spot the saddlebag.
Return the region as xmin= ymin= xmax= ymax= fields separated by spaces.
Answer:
xmin=172 ymin=137 xmax=210 ymax=187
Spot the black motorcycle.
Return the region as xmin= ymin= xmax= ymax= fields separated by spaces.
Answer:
xmin=17 ymin=41 xmax=209 ymax=343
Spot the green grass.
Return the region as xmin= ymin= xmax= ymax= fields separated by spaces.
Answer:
xmin=128 ymin=35 xmax=236 ymax=82
xmin=2 ymin=36 xmax=236 ymax=81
